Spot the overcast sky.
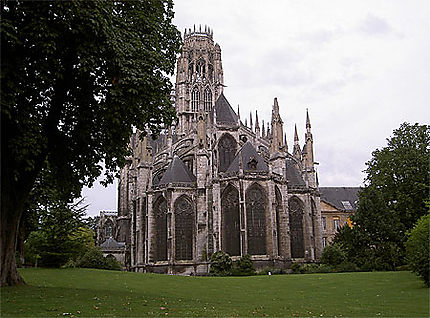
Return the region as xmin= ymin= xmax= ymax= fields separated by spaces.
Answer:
xmin=81 ymin=0 xmax=430 ymax=216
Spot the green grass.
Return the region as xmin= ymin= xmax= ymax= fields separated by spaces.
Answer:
xmin=1 ymin=269 xmax=428 ymax=317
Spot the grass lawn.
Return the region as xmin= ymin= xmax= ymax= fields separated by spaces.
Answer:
xmin=1 ymin=268 xmax=428 ymax=317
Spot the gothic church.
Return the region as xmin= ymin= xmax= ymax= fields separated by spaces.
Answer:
xmin=111 ymin=26 xmax=323 ymax=274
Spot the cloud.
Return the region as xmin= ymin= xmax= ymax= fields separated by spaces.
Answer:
xmin=359 ymin=15 xmax=393 ymax=35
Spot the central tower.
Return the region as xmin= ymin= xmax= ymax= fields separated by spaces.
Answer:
xmin=175 ymin=25 xmax=224 ymax=135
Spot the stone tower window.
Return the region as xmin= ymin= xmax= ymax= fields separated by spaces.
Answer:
xmin=196 ymin=59 xmax=205 ymax=79
xmin=191 ymin=87 xmax=200 ymax=112
xmin=204 ymin=88 xmax=212 ymax=111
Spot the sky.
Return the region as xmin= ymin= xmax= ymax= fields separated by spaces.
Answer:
xmin=81 ymin=0 xmax=430 ymax=216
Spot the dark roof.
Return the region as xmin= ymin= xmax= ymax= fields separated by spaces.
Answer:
xmin=100 ymin=237 xmax=125 ymax=250
xmin=227 ymin=142 xmax=269 ymax=172
xmin=320 ymin=187 xmax=360 ymax=211
xmin=286 ymin=158 xmax=306 ymax=186
xmin=158 ymin=156 xmax=196 ymax=185
xmin=212 ymin=93 xmax=239 ymax=125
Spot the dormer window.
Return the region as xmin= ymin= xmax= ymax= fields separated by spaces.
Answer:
xmin=247 ymin=156 xmax=258 ymax=170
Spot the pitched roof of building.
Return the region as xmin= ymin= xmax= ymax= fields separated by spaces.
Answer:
xmin=212 ymin=93 xmax=239 ymax=125
xmin=286 ymin=158 xmax=306 ymax=186
xmin=320 ymin=187 xmax=361 ymax=211
xmin=100 ymin=237 xmax=126 ymax=250
xmin=158 ymin=156 xmax=196 ymax=185
xmin=227 ymin=142 xmax=269 ymax=172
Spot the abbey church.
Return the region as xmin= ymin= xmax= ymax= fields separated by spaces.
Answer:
xmin=98 ymin=27 xmax=326 ymax=274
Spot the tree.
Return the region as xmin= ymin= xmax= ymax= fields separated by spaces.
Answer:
xmin=335 ymin=123 xmax=429 ymax=270
xmin=1 ymin=1 xmax=181 ymax=286
xmin=405 ymin=213 xmax=429 ymax=287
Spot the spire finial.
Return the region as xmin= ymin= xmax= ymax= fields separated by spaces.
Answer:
xmin=262 ymin=120 xmax=265 ymax=138
xmin=255 ymin=110 xmax=260 ymax=129
xmin=306 ymin=108 xmax=311 ymax=129
xmin=250 ymin=111 xmax=253 ymax=130
xmin=294 ymin=124 xmax=299 ymax=143
xmin=237 ymin=104 xmax=240 ymax=119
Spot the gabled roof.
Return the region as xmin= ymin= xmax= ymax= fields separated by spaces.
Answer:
xmin=320 ymin=187 xmax=360 ymax=211
xmin=100 ymin=237 xmax=126 ymax=250
xmin=212 ymin=93 xmax=239 ymax=125
xmin=227 ymin=142 xmax=269 ymax=172
xmin=158 ymin=156 xmax=196 ymax=185
xmin=286 ymin=158 xmax=306 ymax=186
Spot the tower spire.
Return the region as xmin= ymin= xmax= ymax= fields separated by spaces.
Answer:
xmin=249 ymin=111 xmax=253 ymax=131
xmin=306 ymin=108 xmax=311 ymax=132
xmin=270 ymin=97 xmax=284 ymax=153
xmin=293 ymin=124 xmax=301 ymax=160
xmin=255 ymin=110 xmax=260 ymax=137
xmin=262 ymin=120 xmax=265 ymax=138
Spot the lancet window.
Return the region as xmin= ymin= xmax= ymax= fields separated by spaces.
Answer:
xmin=204 ymin=88 xmax=212 ymax=111
xmin=191 ymin=87 xmax=200 ymax=112
xmin=218 ymin=133 xmax=237 ymax=172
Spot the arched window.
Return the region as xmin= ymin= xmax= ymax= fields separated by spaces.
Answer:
xmin=153 ymin=196 xmax=168 ymax=261
xmin=174 ymin=195 xmax=194 ymax=260
xmin=105 ymin=220 xmax=113 ymax=238
xmin=289 ymin=196 xmax=304 ymax=258
xmin=246 ymin=183 xmax=267 ymax=255
xmin=188 ymin=62 xmax=194 ymax=81
xmin=218 ymin=133 xmax=237 ymax=172
xmin=208 ymin=64 xmax=214 ymax=82
xmin=275 ymin=186 xmax=282 ymax=256
xmin=204 ymin=88 xmax=212 ymax=111
xmin=221 ymin=184 xmax=240 ymax=256
xmin=191 ymin=87 xmax=200 ymax=112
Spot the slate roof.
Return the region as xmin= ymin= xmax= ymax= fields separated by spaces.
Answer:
xmin=158 ymin=156 xmax=196 ymax=185
xmin=211 ymin=93 xmax=239 ymax=125
xmin=286 ymin=158 xmax=306 ymax=186
xmin=100 ymin=237 xmax=126 ymax=250
xmin=226 ymin=142 xmax=269 ymax=172
xmin=320 ymin=187 xmax=360 ymax=211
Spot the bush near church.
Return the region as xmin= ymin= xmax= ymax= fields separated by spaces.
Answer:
xmin=405 ymin=213 xmax=429 ymax=287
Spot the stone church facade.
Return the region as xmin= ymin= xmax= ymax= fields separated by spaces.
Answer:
xmin=108 ymin=27 xmax=323 ymax=274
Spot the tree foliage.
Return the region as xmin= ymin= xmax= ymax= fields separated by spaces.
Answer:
xmin=405 ymin=213 xmax=429 ymax=287
xmin=1 ymin=0 xmax=181 ymax=285
xmin=335 ymin=123 xmax=430 ymax=270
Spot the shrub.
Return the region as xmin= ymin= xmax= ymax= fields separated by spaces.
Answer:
xmin=75 ymin=247 xmax=121 ymax=271
xmin=405 ymin=213 xmax=429 ymax=287
xmin=209 ymin=251 xmax=232 ymax=276
xmin=231 ymin=254 xmax=255 ymax=276
xmin=321 ymin=243 xmax=346 ymax=266
xmin=290 ymin=262 xmax=303 ymax=274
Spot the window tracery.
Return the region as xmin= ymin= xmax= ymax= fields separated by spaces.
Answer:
xmin=153 ymin=196 xmax=168 ymax=261
xmin=246 ymin=183 xmax=267 ymax=255
xmin=221 ymin=185 xmax=240 ymax=256
xmin=289 ymin=196 xmax=304 ymax=258
xmin=174 ymin=196 xmax=194 ymax=260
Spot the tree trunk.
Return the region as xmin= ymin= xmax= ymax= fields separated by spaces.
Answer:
xmin=1 ymin=193 xmax=25 ymax=286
